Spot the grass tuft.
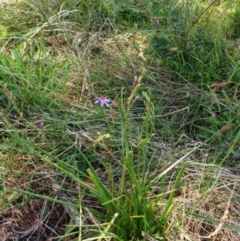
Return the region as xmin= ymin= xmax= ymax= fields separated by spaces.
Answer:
xmin=0 ymin=0 xmax=239 ymax=240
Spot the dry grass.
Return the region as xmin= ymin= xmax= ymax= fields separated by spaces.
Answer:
xmin=0 ymin=0 xmax=240 ymax=240
xmin=167 ymin=164 xmax=240 ymax=241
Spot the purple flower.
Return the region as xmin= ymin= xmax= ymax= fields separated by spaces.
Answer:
xmin=94 ymin=97 xmax=111 ymax=107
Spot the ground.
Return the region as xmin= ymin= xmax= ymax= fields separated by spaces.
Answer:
xmin=0 ymin=0 xmax=240 ymax=240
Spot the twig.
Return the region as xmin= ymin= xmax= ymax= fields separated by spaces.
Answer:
xmin=199 ymin=183 xmax=236 ymax=239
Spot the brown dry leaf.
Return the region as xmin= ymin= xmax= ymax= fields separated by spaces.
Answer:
xmin=148 ymin=162 xmax=173 ymax=180
xmin=211 ymin=82 xmax=227 ymax=91
xmin=29 ymin=199 xmax=45 ymax=212
xmin=65 ymin=81 xmax=76 ymax=88
xmin=111 ymin=100 xmax=119 ymax=108
xmin=142 ymin=231 xmax=159 ymax=241
xmin=218 ymin=123 xmax=234 ymax=135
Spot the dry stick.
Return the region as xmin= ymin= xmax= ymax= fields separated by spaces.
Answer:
xmin=199 ymin=183 xmax=236 ymax=239
xmin=151 ymin=144 xmax=202 ymax=183
xmin=141 ymin=231 xmax=159 ymax=241
xmin=79 ymin=63 xmax=91 ymax=103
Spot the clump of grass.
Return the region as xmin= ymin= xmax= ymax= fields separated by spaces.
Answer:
xmin=149 ymin=0 xmax=240 ymax=85
xmin=0 ymin=45 xmax=71 ymax=117
xmin=145 ymin=0 xmax=240 ymax=144
xmin=1 ymin=77 xmax=190 ymax=240
xmin=0 ymin=0 xmax=240 ymax=240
